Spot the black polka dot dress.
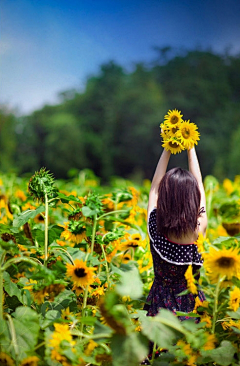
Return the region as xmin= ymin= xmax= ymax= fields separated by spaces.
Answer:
xmin=144 ymin=208 xmax=205 ymax=320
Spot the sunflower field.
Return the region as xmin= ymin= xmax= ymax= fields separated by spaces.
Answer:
xmin=1 ymin=167 xmax=240 ymax=366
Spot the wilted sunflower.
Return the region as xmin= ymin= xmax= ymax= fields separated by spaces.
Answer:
xmin=204 ymin=247 xmax=240 ymax=282
xmin=229 ymin=286 xmax=240 ymax=312
xmin=162 ymin=138 xmax=184 ymax=154
xmin=66 ymin=259 xmax=96 ymax=287
xmin=164 ymin=109 xmax=183 ymax=126
xmin=176 ymin=120 xmax=200 ymax=149
xmin=60 ymin=221 xmax=86 ymax=244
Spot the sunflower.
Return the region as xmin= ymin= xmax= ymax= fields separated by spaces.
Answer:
xmin=20 ymin=356 xmax=39 ymax=366
xmin=60 ymin=221 xmax=87 ymax=244
xmin=15 ymin=189 xmax=27 ymax=202
xmin=223 ymin=178 xmax=234 ymax=195
xmin=176 ymin=120 xmax=200 ymax=149
xmin=195 ymin=233 xmax=205 ymax=254
xmin=164 ymin=109 xmax=183 ymax=126
xmin=167 ymin=122 xmax=181 ymax=137
xmin=203 ymin=334 xmax=216 ymax=351
xmin=194 ymin=296 xmax=208 ymax=312
xmin=162 ymin=138 xmax=184 ymax=154
xmin=49 ymin=323 xmax=75 ymax=348
xmin=229 ymin=286 xmax=240 ymax=311
xmin=85 ymin=339 xmax=98 ymax=356
xmin=204 ymin=246 xmax=240 ymax=282
xmin=184 ymin=265 xmax=198 ymax=294
xmin=66 ymin=259 xmax=96 ymax=287
xmin=61 ymin=307 xmax=73 ymax=320
xmin=0 ymin=352 xmax=14 ymax=366
xmin=200 ymin=312 xmax=212 ymax=328
xmin=131 ymin=233 xmax=142 ymax=241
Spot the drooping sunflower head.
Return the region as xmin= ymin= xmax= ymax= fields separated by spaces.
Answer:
xmin=164 ymin=109 xmax=183 ymax=126
xmin=176 ymin=120 xmax=200 ymax=149
xmin=204 ymin=246 xmax=240 ymax=282
xmin=60 ymin=221 xmax=87 ymax=244
xmin=66 ymin=259 xmax=96 ymax=287
xmin=162 ymin=138 xmax=184 ymax=154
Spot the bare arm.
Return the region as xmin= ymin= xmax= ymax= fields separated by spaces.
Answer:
xmin=148 ymin=149 xmax=171 ymax=217
xmin=187 ymin=147 xmax=208 ymax=235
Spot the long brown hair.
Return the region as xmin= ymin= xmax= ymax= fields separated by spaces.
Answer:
xmin=156 ymin=167 xmax=201 ymax=238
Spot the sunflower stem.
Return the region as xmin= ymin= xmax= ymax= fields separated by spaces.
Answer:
xmin=150 ymin=341 xmax=157 ymax=365
xmin=0 ymin=270 xmax=3 ymax=321
xmin=211 ymin=275 xmax=225 ymax=334
xmin=100 ymin=243 xmax=110 ymax=286
xmin=80 ymin=284 xmax=89 ymax=340
xmin=97 ymin=209 xmax=128 ymax=221
xmin=90 ymin=214 xmax=98 ymax=255
xmin=44 ymin=193 xmax=49 ymax=266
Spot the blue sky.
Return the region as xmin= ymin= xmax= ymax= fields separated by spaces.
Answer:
xmin=1 ymin=0 xmax=240 ymax=114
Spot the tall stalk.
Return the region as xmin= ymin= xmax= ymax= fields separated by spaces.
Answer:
xmin=0 ymin=270 xmax=3 ymax=321
xmin=90 ymin=214 xmax=98 ymax=255
xmin=212 ymin=275 xmax=224 ymax=334
xmin=44 ymin=193 xmax=49 ymax=265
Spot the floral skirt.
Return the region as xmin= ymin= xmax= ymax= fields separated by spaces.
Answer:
xmin=143 ymin=278 xmax=205 ymax=321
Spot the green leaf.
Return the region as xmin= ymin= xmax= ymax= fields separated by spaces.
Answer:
xmin=80 ymin=316 xmax=97 ymax=325
xmin=203 ymin=340 xmax=236 ymax=366
xmin=0 ymin=319 xmax=11 ymax=352
xmin=93 ymin=320 xmax=114 ymax=339
xmin=41 ymin=309 xmax=61 ymax=329
xmin=176 ymin=311 xmax=200 ymax=318
xmin=116 ymin=266 xmax=143 ymax=300
xmin=212 ymin=236 xmax=233 ymax=245
xmin=11 ymin=306 xmax=40 ymax=359
xmin=13 ymin=206 xmax=45 ymax=228
xmin=35 ymin=225 xmax=63 ymax=246
xmin=3 ymin=271 xmax=23 ymax=303
xmin=57 ymin=192 xmax=81 ymax=203
xmin=111 ymin=332 xmax=148 ymax=366
xmin=140 ymin=310 xmax=184 ymax=349
xmin=82 ymin=206 xmax=97 ymax=217
xmin=227 ymin=308 xmax=240 ymax=319
xmin=66 ymin=247 xmax=86 ymax=261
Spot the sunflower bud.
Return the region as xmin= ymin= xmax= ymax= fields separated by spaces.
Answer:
xmin=28 ymin=167 xmax=57 ymax=202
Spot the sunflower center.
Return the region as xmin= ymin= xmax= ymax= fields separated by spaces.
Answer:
xmin=169 ymin=141 xmax=179 ymax=149
xmin=182 ymin=128 xmax=190 ymax=139
xmin=170 ymin=116 xmax=179 ymax=124
xmin=74 ymin=268 xmax=87 ymax=278
xmin=216 ymin=256 xmax=235 ymax=268
xmin=171 ymin=127 xmax=179 ymax=134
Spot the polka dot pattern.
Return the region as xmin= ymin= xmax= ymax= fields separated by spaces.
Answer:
xmin=148 ymin=209 xmax=203 ymax=266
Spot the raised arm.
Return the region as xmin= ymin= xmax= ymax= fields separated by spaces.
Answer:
xmin=187 ymin=147 xmax=208 ymax=235
xmin=148 ymin=149 xmax=171 ymax=217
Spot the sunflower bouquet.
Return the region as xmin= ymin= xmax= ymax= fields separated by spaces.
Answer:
xmin=160 ymin=109 xmax=200 ymax=154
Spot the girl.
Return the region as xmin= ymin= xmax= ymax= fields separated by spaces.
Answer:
xmin=142 ymin=147 xmax=207 ymax=363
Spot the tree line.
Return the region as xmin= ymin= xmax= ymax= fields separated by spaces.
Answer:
xmin=1 ymin=47 xmax=240 ymax=182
